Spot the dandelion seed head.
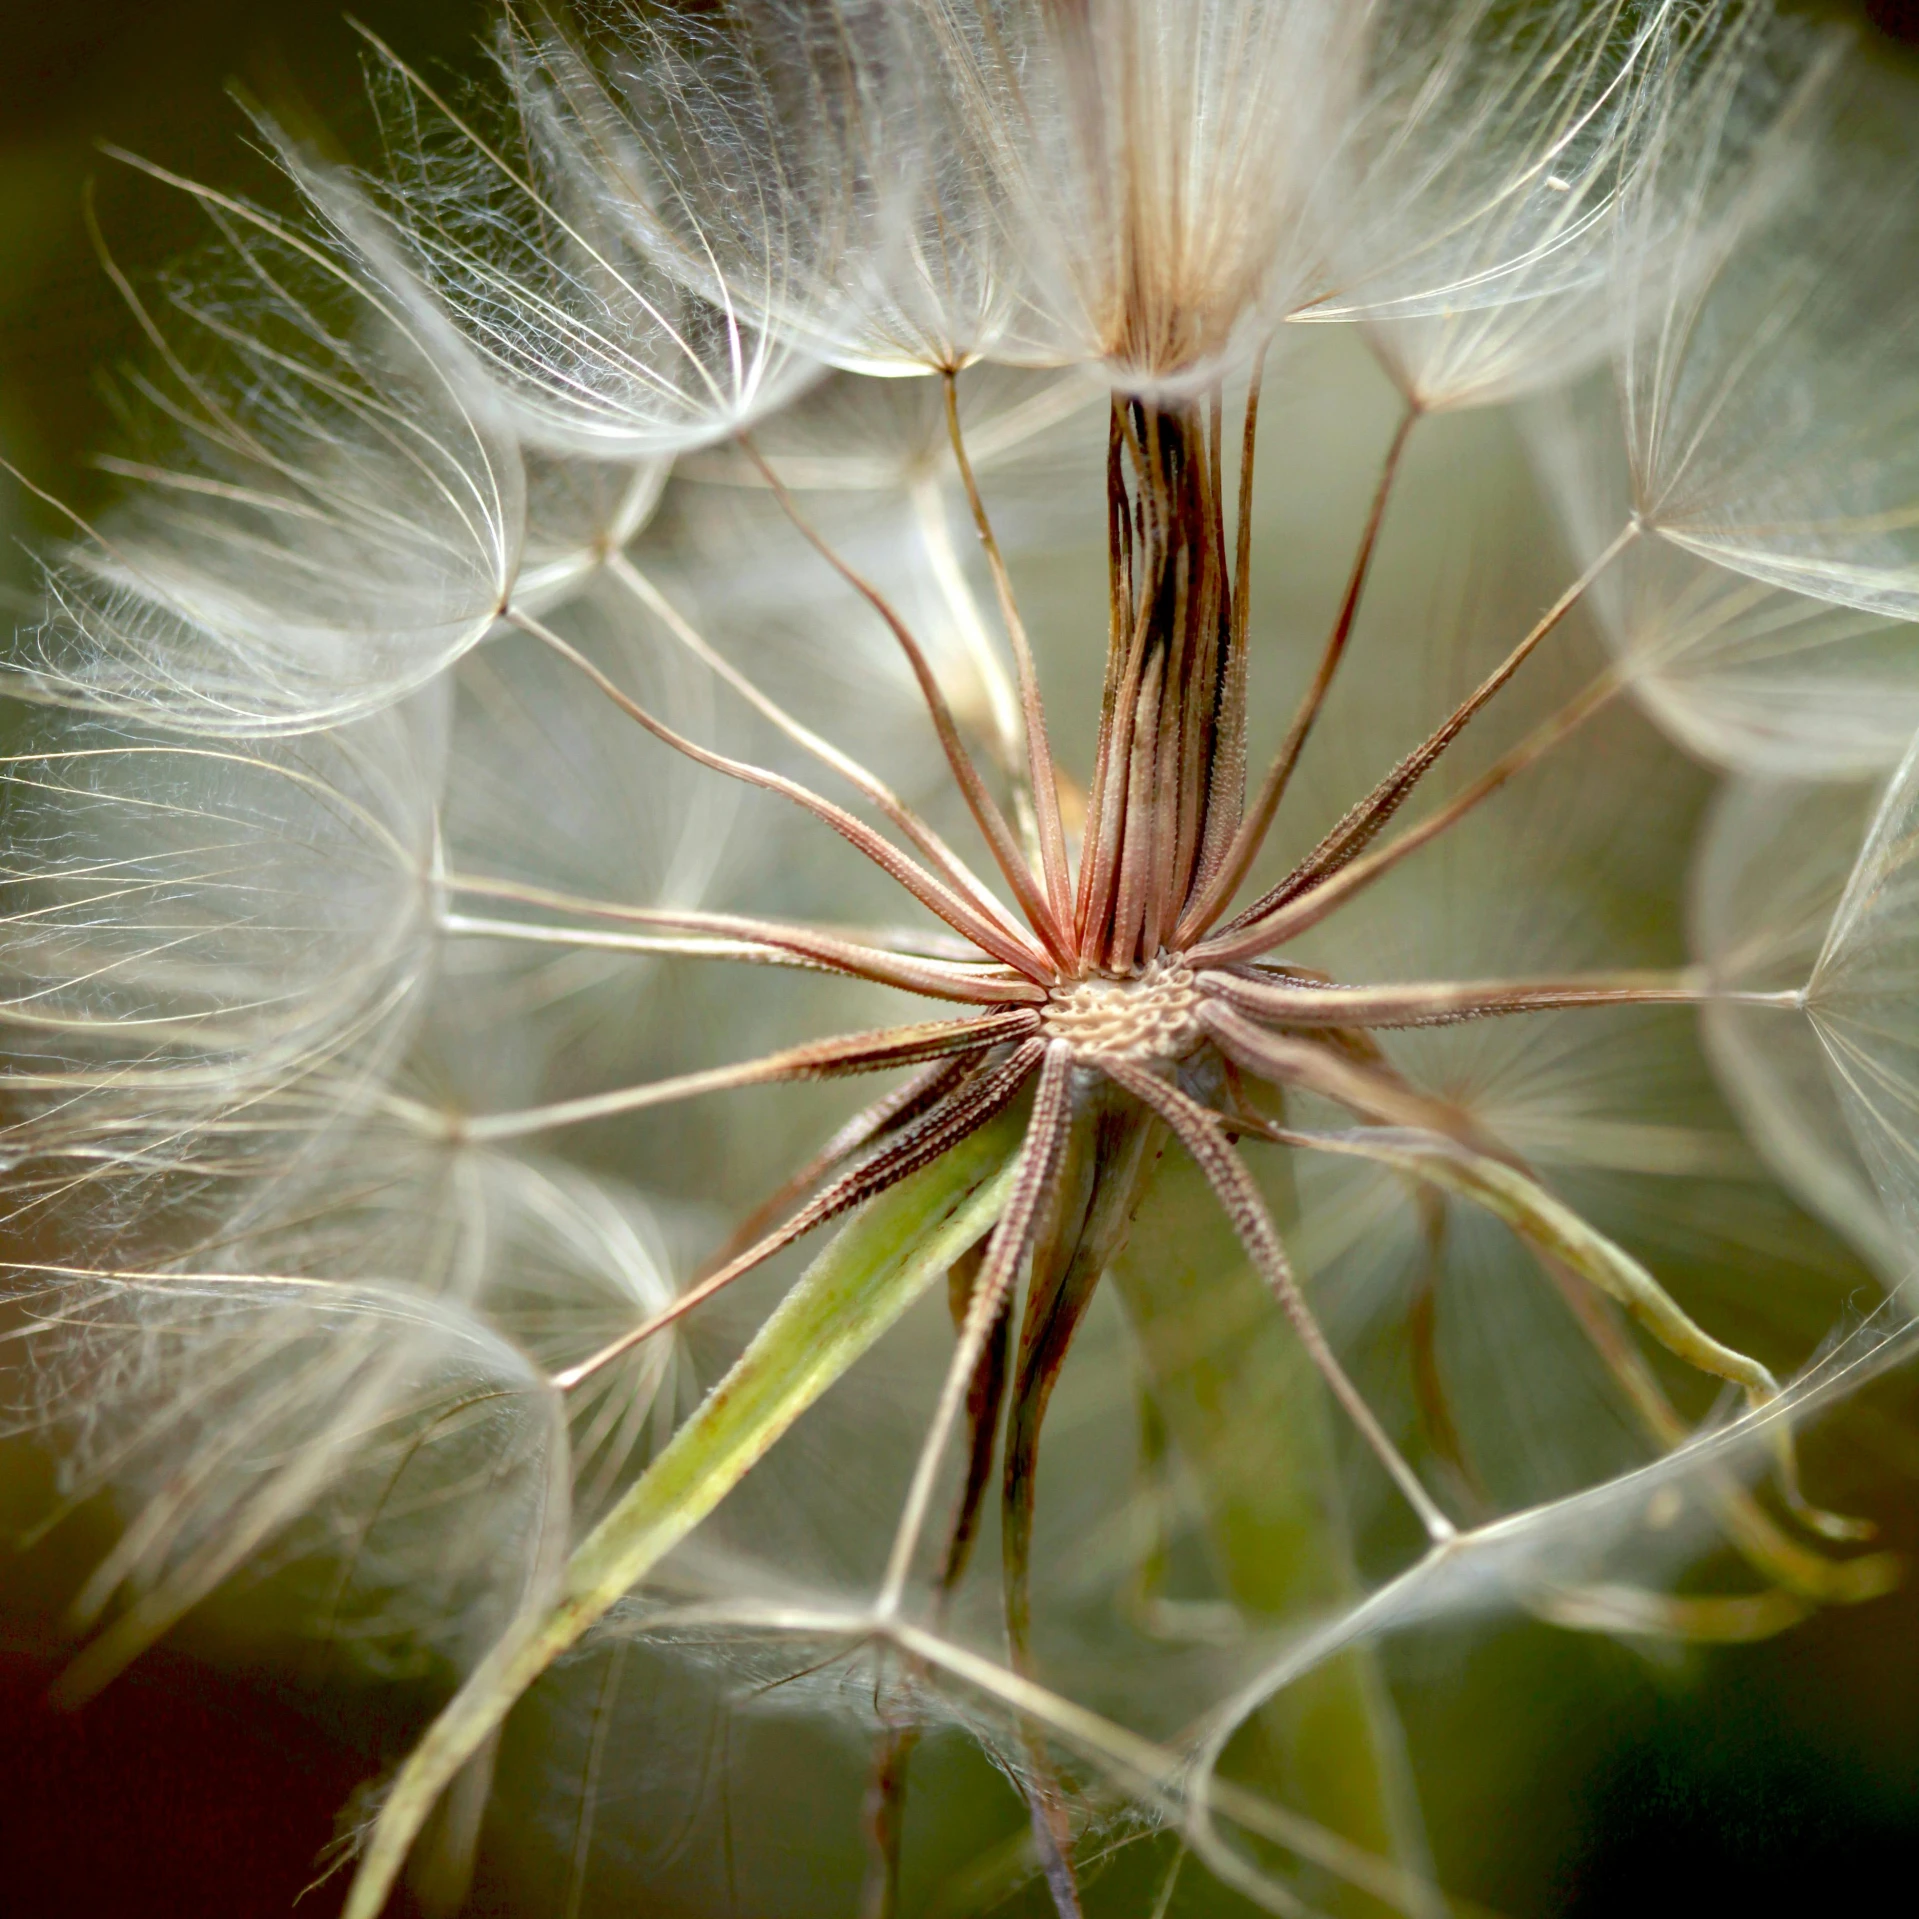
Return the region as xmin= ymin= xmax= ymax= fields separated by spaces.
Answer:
xmin=5 ymin=3 xmax=1918 ymax=1912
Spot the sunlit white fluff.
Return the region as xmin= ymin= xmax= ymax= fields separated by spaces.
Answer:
xmin=923 ymin=0 xmax=1367 ymax=395
xmin=1603 ymin=549 xmax=1919 ymax=779
xmin=8 ymin=1137 xmax=680 ymax=1710
xmin=1619 ymin=35 xmax=1919 ymax=619
xmin=1300 ymin=0 xmax=1689 ymax=413
xmin=11 ymin=186 xmax=521 ymax=734
xmin=224 ymin=1135 xmax=685 ymax=1533
xmin=1689 ymin=774 xmax=1901 ymax=1282
xmin=324 ymin=12 xmax=855 ymax=460
xmin=1532 ymin=378 xmax=1919 ymax=778
xmin=558 ymin=0 xmax=1032 ymax=378
xmin=12 ymin=1276 xmax=563 ymax=1702
xmin=0 ymin=691 xmax=444 ymax=1238
xmin=1805 ymin=734 xmax=1919 ymax=1289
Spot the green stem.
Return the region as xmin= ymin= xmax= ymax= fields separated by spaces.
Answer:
xmin=1110 ymin=1141 xmax=1430 ymax=1918
xmin=344 ymin=1108 xmax=1026 ymax=1919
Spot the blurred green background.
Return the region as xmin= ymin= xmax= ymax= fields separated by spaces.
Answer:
xmin=1 ymin=3 xmax=1918 ymax=1917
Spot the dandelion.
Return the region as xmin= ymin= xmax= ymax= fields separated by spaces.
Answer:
xmin=17 ymin=179 xmax=521 ymax=732
xmin=5 ymin=3 xmax=1918 ymax=1916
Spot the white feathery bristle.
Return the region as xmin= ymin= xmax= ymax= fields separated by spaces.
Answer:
xmin=1621 ymin=28 xmax=1919 ymax=619
xmin=11 ymin=192 xmax=522 ymax=733
xmin=12 ymin=1270 xmax=564 ymax=1694
xmin=0 ymin=691 xmax=444 ymax=1235
xmin=319 ymin=10 xmax=855 ymax=458
xmin=559 ymin=0 xmax=1036 ymax=378
xmin=10 ymin=1133 xmax=686 ymax=1698
xmin=1531 ymin=375 xmax=1919 ymax=777
xmin=514 ymin=451 xmax=670 ymax=616
xmin=1805 ymin=732 xmax=1919 ymax=1294
xmin=1303 ymin=0 xmax=1694 ymax=412
xmin=925 ymin=0 xmax=1368 ymax=395
xmin=1689 ymin=774 xmax=1900 ymax=1283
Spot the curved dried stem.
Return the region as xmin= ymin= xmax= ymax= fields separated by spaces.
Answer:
xmin=1181 ymin=403 xmax=1419 ymax=942
xmin=996 ymin=1091 xmax=1165 ymax=1919
xmin=604 ymin=552 xmax=1026 ymax=940
xmin=554 ymin=1041 xmax=1045 ymax=1389
xmin=1097 ymin=1056 xmax=1455 ymax=1543
xmin=878 ymin=1042 xmax=1073 ymax=1615
xmin=941 ymin=370 xmax=1075 ymax=933
xmin=740 ymin=438 xmax=1072 ymax=963
xmin=512 ymin=609 xmax=1051 ymax=977
xmin=939 ymin=1237 xmax=1014 ymax=1600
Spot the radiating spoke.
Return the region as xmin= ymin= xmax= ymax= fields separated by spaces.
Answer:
xmin=1206 ymin=529 xmax=1637 ymax=956
xmin=1181 ymin=402 xmax=1418 ymax=942
xmin=458 ymin=1011 xmax=1040 ymax=1146
xmin=1200 ymin=967 xmax=1724 ymax=1029
xmin=440 ymin=914 xmax=846 ymax=970
xmin=552 ymin=1041 xmax=1046 ymax=1389
xmin=513 ymin=609 xmax=1052 ymax=977
xmin=1198 ymin=667 xmax=1627 ymax=965
xmin=449 ymin=872 xmax=1001 ymax=961
xmin=1095 ymin=1056 xmax=1454 ymax=1543
xmin=878 ymin=1043 xmax=1074 ymax=1615
xmin=603 ymin=551 xmax=1025 ymax=940
xmin=1200 ymin=1001 xmax=1513 ymax=1157
xmin=942 ymin=371 xmax=1075 ymax=936
xmin=742 ymin=441 xmax=1072 ymax=963
xmin=442 ymin=881 xmax=1040 ymax=1005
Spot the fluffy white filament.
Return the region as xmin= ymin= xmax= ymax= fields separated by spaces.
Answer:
xmin=2 ymin=5 xmax=1917 ymax=1915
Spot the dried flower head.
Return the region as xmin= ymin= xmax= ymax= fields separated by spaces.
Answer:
xmin=5 ymin=4 xmax=1919 ymax=1916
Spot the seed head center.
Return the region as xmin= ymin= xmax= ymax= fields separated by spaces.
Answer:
xmin=1042 ymin=956 xmax=1204 ymax=1063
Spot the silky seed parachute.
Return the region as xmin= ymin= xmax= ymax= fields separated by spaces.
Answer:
xmin=4 ymin=4 xmax=1918 ymax=1917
